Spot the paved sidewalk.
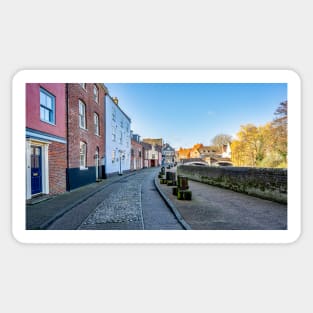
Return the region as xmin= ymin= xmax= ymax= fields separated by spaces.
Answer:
xmin=155 ymin=175 xmax=287 ymax=230
xmin=26 ymin=172 xmax=136 ymax=230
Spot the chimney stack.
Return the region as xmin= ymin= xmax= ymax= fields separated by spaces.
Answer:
xmin=113 ymin=97 xmax=118 ymax=105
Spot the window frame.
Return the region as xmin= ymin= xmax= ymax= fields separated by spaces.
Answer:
xmin=79 ymin=100 xmax=86 ymax=129
xmin=93 ymin=84 xmax=99 ymax=103
xmin=112 ymin=107 xmax=116 ymax=121
xmin=80 ymin=141 xmax=87 ymax=169
xmin=94 ymin=112 xmax=99 ymax=136
xmin=80 ymin=83 xmax=87 ymax=90
xmin=119 ymin=130 xmax=123 ymax=144
xmin=112 ymin=126 xmax=116 ymax=142
xmin=112 ymin=149 xmax=116 ymax=163
xmin=40 ymin=87 xmax=56 ymax=125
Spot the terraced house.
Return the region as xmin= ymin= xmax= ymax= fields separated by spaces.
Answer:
xmin=105 ymin=94 xmax=131 ymax=176
xmin=66 ymin=83 xmax=106 ymax=190
xmin=26 ymin=83 xmax=67 ymax=200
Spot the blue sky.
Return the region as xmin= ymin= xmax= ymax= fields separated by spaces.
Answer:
xmin=105 ymin=83 xmax=287 ymax=149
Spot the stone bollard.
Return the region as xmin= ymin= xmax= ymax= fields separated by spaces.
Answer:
xmin=177 ymin=189 xmax=192 ymax=200
xmin=166 ymin=172 xmax=176 ymax=186
xmin=177 ymin=176 xmax=189 ymax=190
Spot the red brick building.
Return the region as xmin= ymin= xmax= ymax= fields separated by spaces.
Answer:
xmin=26 ymin=83 xmax=67 ymax=199
xmin=131 ymin=133 xmax=143 ymax=170
xmin=141 ymin=141 xmax=152 ymax=168
xmin=67 ymin=83 xmax=106 ymax=190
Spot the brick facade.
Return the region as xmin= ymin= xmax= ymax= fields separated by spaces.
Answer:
xmin=67 ymin=83 xmax=106 ymax=190
xmin=48 ymin=141 xmax=67 ymax=194
xmin=131 ymin=139 xmax=143 ymax=170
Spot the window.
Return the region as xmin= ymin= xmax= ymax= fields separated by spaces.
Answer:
xmin=93 ymin=84 xmax=99 ymax=103
xmin=119 ymin=131 xmax=123 ymax=144
xmin=112 ymin=126 xmax=116 ymax=141
xmin=112 ymin=150 xmax=116 ymax=163
xmin=40 ymin=88 xmax=55 ymax=124
xmin=80 ymin=83 xmax=86 ymax=90
xmin=94 ymin=113 xmax=99 ymax=135
xmin=131 ymin=149 xmax=134 ymax=157
xmin=80 ymin=141 xmax=87 ymax=169
xmin=112 ymin=107 xmax=116 ymax=121
xmin=120 ymin=119 xmax=123 ymax=128
xmin=79 ymin=100 xmax=86 ymax=129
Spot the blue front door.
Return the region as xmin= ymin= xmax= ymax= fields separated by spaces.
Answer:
xmin=31 ymin=146 xmax=42 ymax=195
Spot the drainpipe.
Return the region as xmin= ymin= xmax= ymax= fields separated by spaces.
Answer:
xmin=65 ymin=83 xmax=70 ymax=190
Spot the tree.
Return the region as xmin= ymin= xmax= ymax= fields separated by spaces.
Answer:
xmin=231 ymin=101 xmax=287 ymax=168
xmin=212 ymin=134 xmax=232 ymax=152
xmin=272 ymin=101 xmax=287 ymax=166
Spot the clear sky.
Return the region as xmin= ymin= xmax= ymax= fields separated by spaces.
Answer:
xmin=105 ymin=83 xmax=287 ymax=149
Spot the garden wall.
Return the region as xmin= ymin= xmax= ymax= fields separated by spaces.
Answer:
xmin=177 ymin=165 xmax=287 ymax=203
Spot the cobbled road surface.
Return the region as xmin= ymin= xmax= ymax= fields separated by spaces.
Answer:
xmin=48 ymin=168 xmax=183 ymax=230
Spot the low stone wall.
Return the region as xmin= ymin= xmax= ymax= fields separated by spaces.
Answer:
xmin=177 ymin=165 xmax=287 ymax=204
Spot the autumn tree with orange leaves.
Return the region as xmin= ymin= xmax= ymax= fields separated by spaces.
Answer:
xmin=231 ymin=101 xmax=287 ymax=168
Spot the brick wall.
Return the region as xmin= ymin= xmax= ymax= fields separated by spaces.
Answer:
xmin=131 ymin=139 xmax=143 ymax=170
xmin=177 ymin=165 xmax=287 ymax=203
xmin=67 ymin=83 xmax=105 ymax=169
xmin=48 ymin=141 xmax=67 ymax=194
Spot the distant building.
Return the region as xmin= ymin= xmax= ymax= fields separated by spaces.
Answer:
xmin=105 ymin=94 xmax=131 ymax=176
xmin=221 ymin=143 xmax=232 ymax=158
xmin=141 ymin=141 xmax=152 ymax=168
xmin=67 ymin=83 xmax=106 ymax=190
xmin=177 ymin=143 xmax=232 ymax=166
xmin=142 ymin=138 xmax=163 ymax=147
xmin=190 ymin=143 xmax=203 ymax=158
xmin=147 ymin=144 xmax=162 ymax=167
xmin=198 ymin=146 xmax=219 ymax=165
xmin=177 ymin=147 xmax=191 ymax=161
xmin=162 ymin=143 xmax=175 ymax=166
xmin=141 ymin=138 xmax=163 ymax=167
xmin=198 ymin=144 xmax=232 ymax=165
xmin=131 ymin=132 xmax=143 ymax=170
xmin=26 ymin=83 xmax=67 ymax=199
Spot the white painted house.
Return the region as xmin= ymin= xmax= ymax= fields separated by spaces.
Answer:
xmin=105 ymin=94 xmax=131 ymax=176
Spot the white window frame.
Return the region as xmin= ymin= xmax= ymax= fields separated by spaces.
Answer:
xmin=112 ymin=107 xmax=116 ymax=121
xmin=80 ymin=141 xmax=87 ymax=169
xmin=79 ymin=100 xmax=86 ymax=129
xmin=80 ymin=83 xmax=86 ymax=90
xmin=93 ymin=84 xmax=99 ymax=103
xmin=112 ymin=149 xmax=116 ymax=163
xmin=94 ymin=112 xmax=99 ymax=136
xmin=40 ymin=88 xmax=55 ymax=125
xmin=119 ymin=130 xmax=123 ymax=144
xmin=112 ymin=126 xmax=116 ymax=142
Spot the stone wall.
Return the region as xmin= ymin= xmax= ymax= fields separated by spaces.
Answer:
xmin=177 ymin=165 xmax=287 ymax=203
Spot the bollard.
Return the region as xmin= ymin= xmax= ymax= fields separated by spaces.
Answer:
xmin=172 ymin=187 xmax=178 ymax=196
xmin=178 ymin=176 xmax=189 ymax=190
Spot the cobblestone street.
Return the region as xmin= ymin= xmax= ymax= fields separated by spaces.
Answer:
xmin=47 ymin=168 xmax=184 ymax=230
